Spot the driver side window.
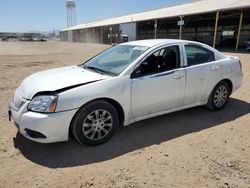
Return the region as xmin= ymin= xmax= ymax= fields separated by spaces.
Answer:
xmin=133 ymin=45 xmax=180 ymax=77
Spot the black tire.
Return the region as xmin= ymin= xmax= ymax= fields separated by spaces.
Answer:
xmin=206 ymin=81 xmax=230 ymax=111
xmin=71 ymin=100 xmax=119 ymax=146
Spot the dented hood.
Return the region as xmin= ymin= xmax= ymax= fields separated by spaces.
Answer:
xmin=15 ymin=66 xmax=109 ymax=99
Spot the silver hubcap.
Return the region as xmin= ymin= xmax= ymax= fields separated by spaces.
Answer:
xmin=82 ymin=109 xmax=113 ymax=141
xmin=214 ymin=85 xmax=228 ymax=108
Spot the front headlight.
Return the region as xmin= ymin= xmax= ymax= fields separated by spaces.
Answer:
xmin=28 ymin=95 xmax=58 ymax=113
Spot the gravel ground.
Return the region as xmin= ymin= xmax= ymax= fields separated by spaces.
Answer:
xmin=0 ymin=41 xmax=249 ymax=188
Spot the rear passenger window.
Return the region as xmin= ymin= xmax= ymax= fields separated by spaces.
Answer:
xmin=185 ymin=45 xmax=215 ymax=66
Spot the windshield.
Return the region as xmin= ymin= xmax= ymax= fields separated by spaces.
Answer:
xmin=81 ymin=45 xmax=148 ymax=76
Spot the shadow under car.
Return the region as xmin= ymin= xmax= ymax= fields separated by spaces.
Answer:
xmin=13 ymin=98 xmax=250 ymax=168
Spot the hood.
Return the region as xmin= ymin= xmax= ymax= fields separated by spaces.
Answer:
xmin=16 ymin=66 xmax=109 ymax=99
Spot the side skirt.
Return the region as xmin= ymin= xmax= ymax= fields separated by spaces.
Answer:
xmin=123 ymin=101 xmax=207 ymax=126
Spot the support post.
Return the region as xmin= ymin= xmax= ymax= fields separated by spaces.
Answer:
xmin=92 ymin=28 xmax=95 ymax=43
xmin=110 ymin=27 xmax=113 ymax=44
xmin=100 ymin=26 xmax=103 ymax=44
xmin=195 ymin=23 xmax=198 ymax=39
xmin=67 ymin=9 xmax=69 ymax=28
xmin=236 ymin=11 xmax=243 ymax=51
xmin=86 ymin=29 xmax=89 ymax=43
xmin=179 ymin=16 xmax=183 ymax=39
xmin=213 ymin=11 xmax=219 ymax=48
xmin=166 ymin=24 xmax=169 ymax=37
xmin=154 ymin=20 xmax=157 ymax=39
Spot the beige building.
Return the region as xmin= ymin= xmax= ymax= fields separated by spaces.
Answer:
xmin=60 ymin=0 xmax=250 ymax=50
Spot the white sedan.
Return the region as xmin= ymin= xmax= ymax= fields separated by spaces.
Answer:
xmin=9 ymin=39 xmax=243 ymax=146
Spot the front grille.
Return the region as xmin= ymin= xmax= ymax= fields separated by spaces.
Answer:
xmin=12 ymin=95 xmax=25 ymax=111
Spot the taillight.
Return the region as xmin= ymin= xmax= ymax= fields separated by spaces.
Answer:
xmin=239 ymin=60 xmax=242 ymax=71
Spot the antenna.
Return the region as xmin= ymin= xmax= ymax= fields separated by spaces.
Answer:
xmin=66 ymin=0 xmax=77 ymax=28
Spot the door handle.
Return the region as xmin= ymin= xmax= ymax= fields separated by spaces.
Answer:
xmin=173 ymin=73 xmax=184 ymax=79
xmin=210 ymin=65 xmax=220 ymax=71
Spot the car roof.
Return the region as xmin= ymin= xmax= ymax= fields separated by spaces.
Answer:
xmin=120 ymin=39 xmax=190 ymax=47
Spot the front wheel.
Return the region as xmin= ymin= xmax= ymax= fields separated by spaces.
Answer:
xmin=71 ymin=100 xmax=119 ymax=146
xmin=206 ymin=81 xmax=230 ymax=111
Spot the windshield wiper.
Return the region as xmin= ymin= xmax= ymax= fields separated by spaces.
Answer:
xmin=83 ymin=65 xmax=108 ymax=75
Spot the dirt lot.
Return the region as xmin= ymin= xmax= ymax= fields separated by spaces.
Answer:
xmin=0 ymin=41 xmax=249 ymax=188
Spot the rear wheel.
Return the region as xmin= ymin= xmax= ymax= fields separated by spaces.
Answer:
xmin=71 ymin=100 xmax=119 ymax=146
xmin=207 ymin=81 xmax=230 ymax=111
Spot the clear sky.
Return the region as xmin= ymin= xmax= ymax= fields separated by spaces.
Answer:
xmin=0 ymin=0 xmax=189 ymax=32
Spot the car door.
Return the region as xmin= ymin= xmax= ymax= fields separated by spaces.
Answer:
xmin=183 ymin=44 xmax=222 ymax=106
xmin=131 ymin=45 xmax=185 ymax=119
